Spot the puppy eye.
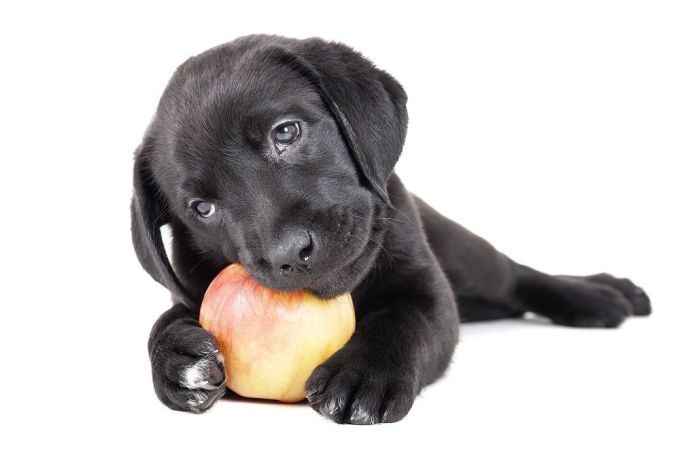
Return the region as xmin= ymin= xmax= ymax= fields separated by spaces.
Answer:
xmin=193 ymin=201 xmax=215 ymax=218
xmin=272 ymin=122 xmax=300 ymax=152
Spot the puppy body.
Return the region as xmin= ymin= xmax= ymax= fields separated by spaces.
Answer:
xmin=132 ymin=35 xmax=651 ymax=423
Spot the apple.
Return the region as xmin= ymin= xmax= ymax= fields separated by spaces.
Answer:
xmin=199 ymin=263 xmax=355 ymax=402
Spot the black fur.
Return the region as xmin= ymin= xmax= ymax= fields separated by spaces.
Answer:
xmin=131 ymin=35 xmax=651 ymax=424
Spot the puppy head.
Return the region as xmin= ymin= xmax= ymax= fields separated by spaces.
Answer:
xmin=131 ymin=35 xmax=408 ymax=303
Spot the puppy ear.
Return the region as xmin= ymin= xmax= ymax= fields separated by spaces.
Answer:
xmin=131 ymin=139 xmax=194 ymax=304
xmin=283 ymin=39 xmax=408 ymax=204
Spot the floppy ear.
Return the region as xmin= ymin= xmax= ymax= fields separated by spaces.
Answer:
xmin=282 ymin=39 xmax=408 ymax=204
xmin=131 ymin=139 xmax=194 ymax=305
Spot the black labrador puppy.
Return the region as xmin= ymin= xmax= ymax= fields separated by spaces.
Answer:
xmin=131 ymin=35 xmax=651 ymax=424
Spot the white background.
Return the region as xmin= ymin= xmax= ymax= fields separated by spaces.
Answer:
xmin=1 ymin=1 xmax=678 ymax=449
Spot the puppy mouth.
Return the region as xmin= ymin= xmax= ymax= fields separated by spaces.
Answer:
xmin=306 ymin=224 xmax=385 ymax=298
xmin=235 ymin=202 xmax=387 ymax=298
xmin=245 ymin=239 xmax=364 ymax=296
xmin=243 ymin=222 xmax=376 ymax=297
xmin=243 ymin=261 xmax=333 ymax=295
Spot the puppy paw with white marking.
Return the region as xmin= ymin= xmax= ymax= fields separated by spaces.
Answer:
xmin=149 ymin=320 xmax=227 ymax=413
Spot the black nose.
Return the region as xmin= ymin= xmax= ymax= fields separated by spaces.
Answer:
xmin=268 ymin=230 xmax=316 ymax=274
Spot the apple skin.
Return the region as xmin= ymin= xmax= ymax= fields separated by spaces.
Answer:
xmin=199 ymin=264 xmax=355 ymax=403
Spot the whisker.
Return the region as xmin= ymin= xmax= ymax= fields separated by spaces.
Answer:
xmin=385 ymin=202 xmax=413 ymax=225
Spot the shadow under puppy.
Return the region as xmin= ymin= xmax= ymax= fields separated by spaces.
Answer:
xmin=131 ymin=34 xmax=651 ymax=424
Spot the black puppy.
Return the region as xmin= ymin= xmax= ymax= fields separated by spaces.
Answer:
xmin=131 ymin=35 xmax=651 ymax=424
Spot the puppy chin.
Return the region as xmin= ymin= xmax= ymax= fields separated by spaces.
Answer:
xmin=307 ymin=245 xmax=380 ymax=299
xmin=243 ymin=267 xmax=347 ymax=299
xmin=245 ymin=268 xmax=311 ymax=293
xmin=307 ymin=279 xmax=350 ymax=299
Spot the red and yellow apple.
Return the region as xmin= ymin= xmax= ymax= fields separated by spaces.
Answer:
xmin=199 ymin=264 xmax=355 ymax=402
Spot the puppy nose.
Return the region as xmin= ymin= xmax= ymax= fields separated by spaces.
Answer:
xmin=268 ymin=230 xmax=316 ymax=274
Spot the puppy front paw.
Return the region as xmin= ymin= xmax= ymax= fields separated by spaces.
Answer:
xmin=305 ymin=350 xmax=417 ymax=425
xmin=150 ymin=322 xmax=227 ymax=413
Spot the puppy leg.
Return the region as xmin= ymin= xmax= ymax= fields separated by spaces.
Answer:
xmin=149 ymin=304 xmax=227 ymax=413
xmin=414 ymin=195 xmax=528 ymax=321
xmin=456 ymin=296 xmax=525 ymax=322
xmin=413 ymin=194 xmax=651 ymax=326
xmin=305 ymin=266 xmax=458 ymax=424
xmin=513 ymin=265 xmax=651 ymax=327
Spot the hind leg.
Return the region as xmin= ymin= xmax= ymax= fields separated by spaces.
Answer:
xmin=413 ymin=194 xmax=651 ymax=327
xmin=457 ymin=296 xmax=526 ymax=322
xmin=513 ymin=265 xmax=651 ymax=328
